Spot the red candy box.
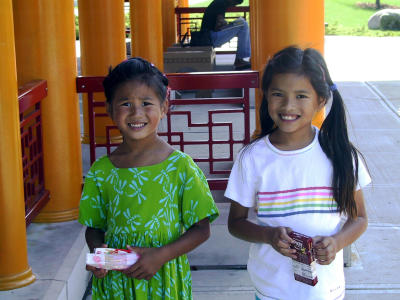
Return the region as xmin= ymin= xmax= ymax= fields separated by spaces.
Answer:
xmin=289 ymin=231 xmax=318 ymax=286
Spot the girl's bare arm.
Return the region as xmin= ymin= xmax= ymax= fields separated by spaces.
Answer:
xmin=158 ymin=217 xmax=211 ymax=261
xmin=122 ymin=217 xmax=211 ymax=280
xmin=85 ymin=227 xmax=108 ymax=278
xmin=333 ymin=189 xmax=368 ymax=249
xmin=228 ymin=200 xmax=296 ymax=258
xmin=85 ymin=226 xmax=106 ymax=253
xmin=313 ymin=189 xmax=368 ymax=264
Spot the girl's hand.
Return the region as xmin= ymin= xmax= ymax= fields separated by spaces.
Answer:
xmin=268 ymin=227 xmax=297 ymax=259
xmin=313 ymin=236 xmax=338 ymax=265
xmin=121 ymin=246 xmax=166 ymax=280
xmin=86 ymin=243 xmax=108 ymax=278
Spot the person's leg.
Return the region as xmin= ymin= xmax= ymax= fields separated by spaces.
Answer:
xmin=231 ymin=17 xmax=251 ymax=59
xmin=209 ymin=17 xmax=251 ymax=59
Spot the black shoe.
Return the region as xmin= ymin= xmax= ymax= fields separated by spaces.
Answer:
xmin=234 ymin=58 xmax=251 ymax=70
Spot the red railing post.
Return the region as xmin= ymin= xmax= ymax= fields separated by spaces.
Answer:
xmin=18 ymin=80 xmax=50 ymax=226
xmin=87 ymin=92 xmax=96 ymax=165
xmin=176 ymin=10 xmax=182 ymax=40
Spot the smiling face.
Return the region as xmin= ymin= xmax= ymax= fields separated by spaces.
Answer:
xmin=267 ymin=73 xmax=325 ymax=147
xmin=108 ymin=80 xmax=168 ymax=144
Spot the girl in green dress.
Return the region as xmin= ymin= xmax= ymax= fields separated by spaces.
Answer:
xmin=79 ymin=57 xmax=219 ymax=299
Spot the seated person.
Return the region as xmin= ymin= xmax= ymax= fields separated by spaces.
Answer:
xmin=201 ymin=0 xmax=251 ymax=70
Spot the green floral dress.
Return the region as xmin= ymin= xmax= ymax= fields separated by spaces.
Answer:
xmin=78 ymin=150 xmax=219 ymax=300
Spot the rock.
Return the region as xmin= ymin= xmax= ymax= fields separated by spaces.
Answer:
xmin=381 ymin=13 xmax=400 ymax=30
xmin=368 ymin=9 xmax=400 ymax=30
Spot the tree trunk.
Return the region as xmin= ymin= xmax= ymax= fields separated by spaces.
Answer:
xmin=376 ymin=0 xmax=381 ymax=9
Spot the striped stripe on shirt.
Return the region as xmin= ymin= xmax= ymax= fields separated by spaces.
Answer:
xmin=257 ymin=187 xmax=338 ymax=218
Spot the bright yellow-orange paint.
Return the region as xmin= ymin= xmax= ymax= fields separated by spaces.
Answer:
xmin=79 ymin=0 xmax=126 ymax=144
xmin=13 ymin=0 xmax=83 ymax=222
xmin=130 ymin=0 xmax=164 ymax=71
xmin=178 ymin=0 xmax=190 ymax=37
xmin=250 ymin=0 xmax=325 ymax=134
xmin=0 ymin=0 xmax=35 ymax=290
xmin=163 ymin=0 xmax=178 ymax=50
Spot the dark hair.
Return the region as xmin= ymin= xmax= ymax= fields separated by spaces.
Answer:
xmin=252 ymin=46 xmax=365 ymax=219
xmin=103 ymin=57 xmax=169 ymax=107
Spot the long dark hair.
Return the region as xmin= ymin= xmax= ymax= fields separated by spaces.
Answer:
xmin=103 ymin=57 xmax=169 ymax=108
xmin=251 ymin=46 xmax=364 ymax=219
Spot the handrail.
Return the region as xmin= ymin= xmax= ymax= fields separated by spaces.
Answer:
xmin=76 ymin=71 xmax=258 ymax=92
xmin=77 ymin=71 xmax=259 ymax=191
xmin=18 ymin=80 xmax=50 ymax=226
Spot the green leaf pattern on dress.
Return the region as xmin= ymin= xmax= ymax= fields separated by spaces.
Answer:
xmin=78 ymin=151 xmax=219 ymax=299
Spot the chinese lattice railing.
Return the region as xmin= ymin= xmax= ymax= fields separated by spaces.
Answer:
xmin=18 ymin=80 xmax=50 ymax=226
xmin=76 ymin=71 xmax=259 ymax=190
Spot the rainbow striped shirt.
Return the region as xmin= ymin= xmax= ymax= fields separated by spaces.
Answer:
xmin=257 ymin=186 xmax=338 ymax=218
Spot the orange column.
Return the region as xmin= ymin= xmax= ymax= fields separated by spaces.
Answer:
xmin=177 ymin=0 xmax=190 ymax=38
xmin=163 ymin=0 xmax=178 ymax=50
xmin=78 ymin=0 xmax=126 ymax=144
xmin=250 ymin=0 xmax=325 ymax=133
xmin=130 ymin=0 xmax=164 ymax=71
xmin=13 ymin=0 xmax=83 ymax=222
xmin=0 ymin=0 xmax=35 ymax=290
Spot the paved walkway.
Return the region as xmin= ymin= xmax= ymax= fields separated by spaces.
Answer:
xmin=1 ymin=36 xmax=399 ymax=300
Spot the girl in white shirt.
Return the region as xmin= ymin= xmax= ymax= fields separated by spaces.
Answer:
xmin=225 ymin=46 xmax=371 ymax=300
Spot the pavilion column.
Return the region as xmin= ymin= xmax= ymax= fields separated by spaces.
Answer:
xmin=78 ymin=0 xmax=126 ymax=144
xmin=162 ymin=0 xmax=178 ymax=50
xmin=0 ymin=0 xmax=35 ymax=290
xmin=13 ymin=0 xmax=83 ymax=222
xmin=250 ymin=0 xmax=325 ymax=133
xmin=177 ymin=0 xmax=190 ymax=37
xmin=130 ymin=0 xmax=164 ymax=71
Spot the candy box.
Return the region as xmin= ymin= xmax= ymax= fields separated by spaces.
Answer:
xmin=86 ymin=248 xmax=139 ymax=270
xmin=289 ymin=231 xmax=318 ymax=286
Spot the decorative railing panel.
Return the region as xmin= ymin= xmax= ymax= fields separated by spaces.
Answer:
xmin=76 ymin=71 xmax=259 ymax=190
xmin=18 ymin=80 xmax=50 ymax=226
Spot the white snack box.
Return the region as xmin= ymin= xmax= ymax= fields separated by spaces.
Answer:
xmin=86 ymin=248 xmax=139 ymax=270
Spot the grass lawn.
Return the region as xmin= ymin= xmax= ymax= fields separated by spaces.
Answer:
xmin=188 ymin=0 xmax=400 ymax=36
xmin=325 ymin=0 xmax=400 ymax=36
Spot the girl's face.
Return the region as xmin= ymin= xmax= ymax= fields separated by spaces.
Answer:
xmin=267 ymin=73 xmax=325 ymax=144
xmin=108 ymin=80 xmax=168 ymax=143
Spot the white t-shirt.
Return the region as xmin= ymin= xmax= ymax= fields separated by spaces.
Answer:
xmin=225 ymin=129 xmax=371 ymax=300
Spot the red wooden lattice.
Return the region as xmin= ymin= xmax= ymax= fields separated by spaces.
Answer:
xmin=18 ymin=80 xmax=50 ymax=226
xmin=76 ymin=71 xmax=259 ymax=190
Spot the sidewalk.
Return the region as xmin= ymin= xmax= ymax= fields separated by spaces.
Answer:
xmin=1 ymin=36 xmax=399 ymax=300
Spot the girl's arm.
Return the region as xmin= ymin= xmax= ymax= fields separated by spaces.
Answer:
xmin=228 ymin=200 xmax=296 ymax=259
xmin=85 ymin=226 xmax=106 ymax=253
xmin=313 ymin=189 xmax=368 ymax=265
xmin=122 ymin=217 xmax=211 ymax=280
xmin=85 ymin=227 xmax=108 ymax=278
